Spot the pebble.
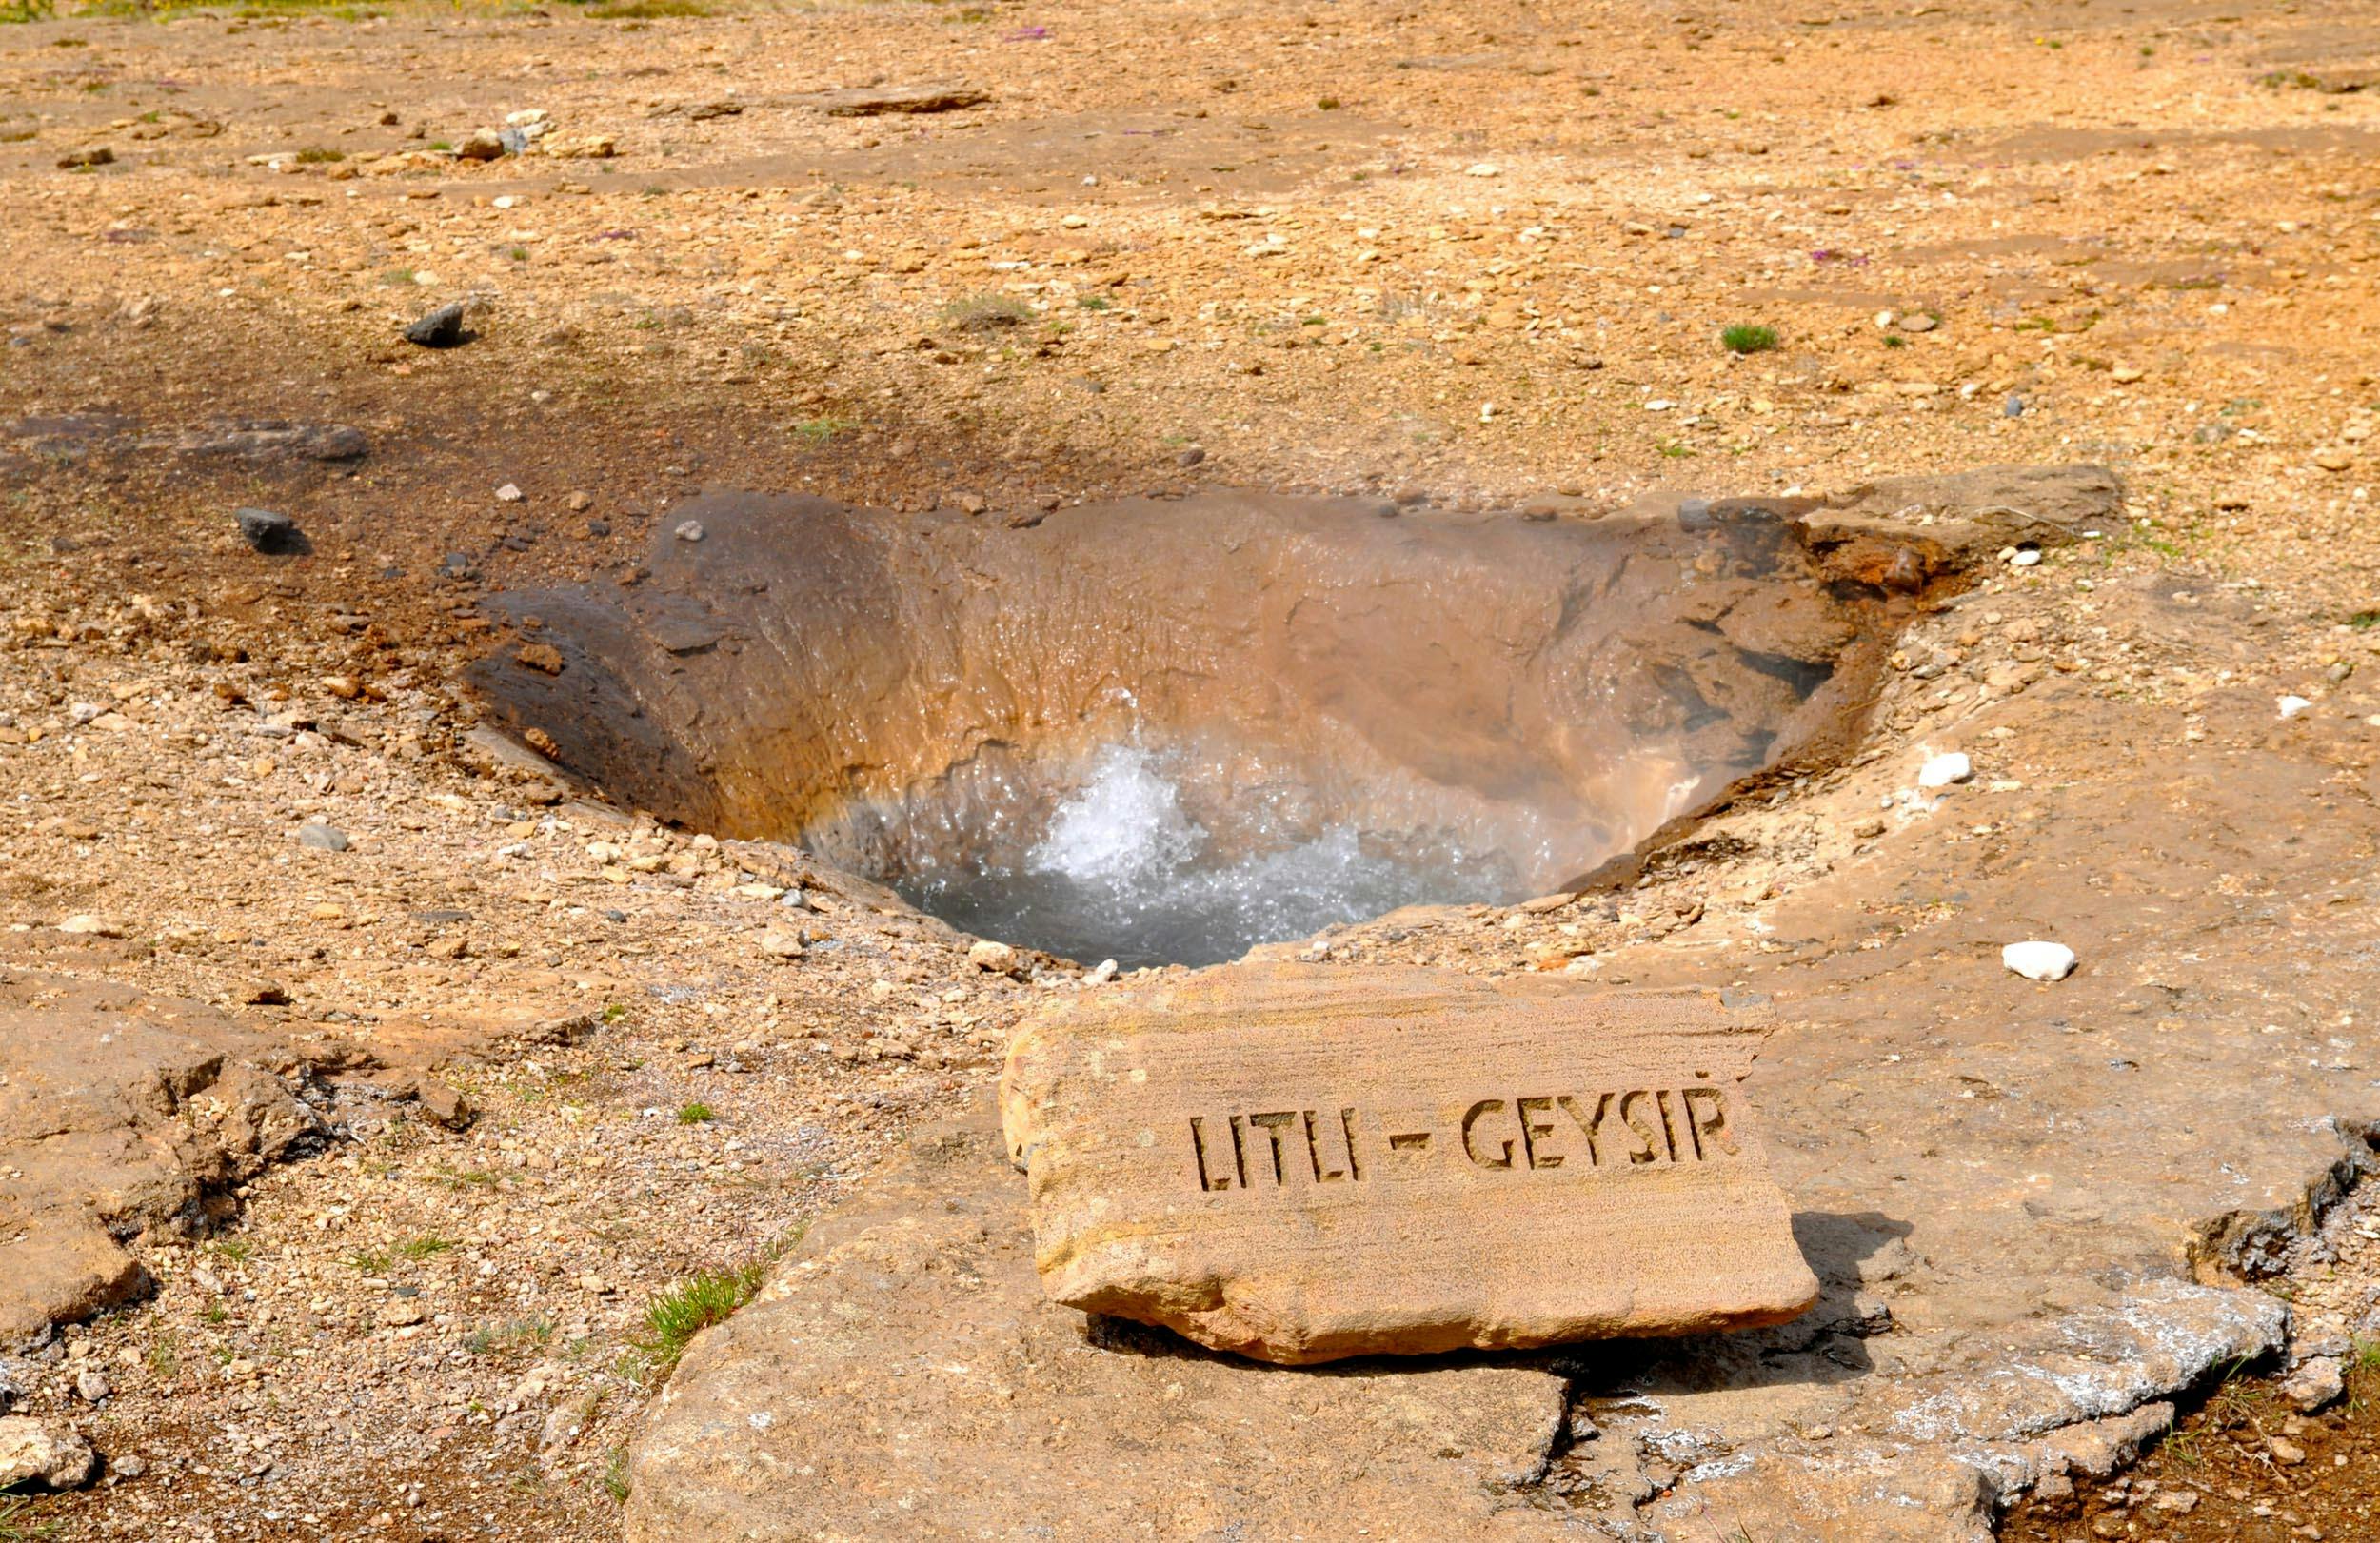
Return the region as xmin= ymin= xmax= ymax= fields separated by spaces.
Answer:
xmin=2003 ymin=394 xmax=2025 ymax=417
xmin=965 ymin=939 xmax=1020 ymax=975
xmin=73 ymin=1369 xmax=110 ymax=1404
xmin=234 ymin=507 xmax=303 ymax=555
xmin=2279 ymin=1355 xmax=2345 ymax=1413
xmin=2268 ymin=1435 xmax=2307 ymax=1466
xmin=2312 ymin=447 xmax=2354 ymax=472
xmin=2278 ymin=695 xmax=2312 ymax=720
xmin=57 ymin=914 xmax=124 ymax=937
xmin=297 ymin=822 xmax=350 ymax=852
xmin=758 ymin=930 xmax=806 ymax=959
xmin=1084 ymin=959 xmax=1120 ymax=985
xmin=403 ymin=301 xmax=468 ymax=348
xmin=496 ymin=483 xmax=525 ymax=503
xmin=1917 ymin=751 xmax=1973 ymax=788
xmin=2002 ymin=940 xmax=2077 ymax=982
xmin=675 ymin=520 xmax=707 ymax=543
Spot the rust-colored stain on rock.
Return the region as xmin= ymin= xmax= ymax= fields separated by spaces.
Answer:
xmin=1002 ymin=962 xmax=1818 ymax=1363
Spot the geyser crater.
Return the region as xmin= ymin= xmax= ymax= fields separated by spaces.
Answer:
xmin=470 ymin=488 xmax=1928 ymax=966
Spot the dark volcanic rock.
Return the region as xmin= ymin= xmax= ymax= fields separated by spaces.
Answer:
xmin=405 ymin=302 xmax=470 ymax=348
xmin=234 ymin=507 xmax=305 ymax=555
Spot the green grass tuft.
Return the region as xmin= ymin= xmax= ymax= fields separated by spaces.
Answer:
xmin=583 ymin=0 xmax=709 ymax=17
xmin=940 ymin=292 xmax=1032 ymax=333
xmin=0 ymin=1494 xmax=57 ymax=1543
xmin=465 ymin=1315 xmax=556 ymax=1356
xmin=629 ymin=1262 xmax=765 ymax=1379
xmin=677 ymin=1102 xmax=716 ymax=1124
xmin=1719 ymin=323 xmax=1778 ymax=355
xmin=791 ymin=416 xmax=857 ymax=445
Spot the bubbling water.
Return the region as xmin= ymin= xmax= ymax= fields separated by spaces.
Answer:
xmin=893 ymin=743 xmax=1529 ymax=969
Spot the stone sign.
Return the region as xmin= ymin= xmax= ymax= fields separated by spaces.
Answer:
xmin=1001 ymin=962 xmax=1817 ymax=1363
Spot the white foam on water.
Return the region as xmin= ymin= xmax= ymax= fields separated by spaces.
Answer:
xmin=1026 ymin=744 xmax=1203 ymax=888
xmin=904 ymin=742 xmax=1520 ymax=968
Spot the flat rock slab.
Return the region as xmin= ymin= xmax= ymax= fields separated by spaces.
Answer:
xmin=626 ymin=1105 xmax=1577 ymax=1543
xmin=0 ymin=970 xmax=322 ymax=1345
xmin=1001 ymin=964 xmax=1817 ymax=1363
xmin=798 ymin=85 xmax=991 ymax=116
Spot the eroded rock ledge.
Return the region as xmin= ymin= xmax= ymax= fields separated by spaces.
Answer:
xmin=0 ymin=971 xmax=327 ymax=1347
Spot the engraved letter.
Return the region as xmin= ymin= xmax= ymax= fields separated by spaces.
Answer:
xmin=1558 ymin=1092 xmax=1610 ymax=1166
xmin=1516 ymin=1096 xmax=1563 ymax=1169
xmin=1190 ymin=1117 xmax=1233 ymax=1192
xmin=1461 ymin=1099 xmax=1516 ymax=1170
xmin=1682 ymin=1086 xmax=1738 ymax=1157
xmin=1655 ymin=1089 xmax=1682 ymax=1161
xmin=1228 ymin=1115 xmax=1250 ymax=1187
xmin=1339 ymin=1108 xmax=1363 ymax=1182
xmin=1617 ymin=1090 xmax=1663 ymax=1164
xmin=1248 ymin=1112 xmax=1299 ymax=1185
xmin=1304 ymin=1109 xmax=1347 ymax=1182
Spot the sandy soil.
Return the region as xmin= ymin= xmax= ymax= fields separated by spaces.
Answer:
xmin=0 ymin=0 xmax=2376 ymax=1538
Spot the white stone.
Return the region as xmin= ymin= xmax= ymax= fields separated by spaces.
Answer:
xmin=2278 ymin=695 xmax=2312 ymax=719
xmin=1917 ymin=751 xmax=1973 ymax=789
xmin=496 ymin=483 xmax=525 ymax=503
xmin=2002 ymin=940 xmax=2077 ymax=981
xmin=675 ymin=521 xmax=706 ymax=543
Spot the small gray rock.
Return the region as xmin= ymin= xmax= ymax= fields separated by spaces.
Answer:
xmin=234 ymin=507 xmax=302 ymax=555
xmin=73 ymin=1369 xmax=109 ymax=1404
xmin=297 ymin=823 xmax=349 ymax=853
xmin=405 ymin=302 xmax=469 ymax=348
xmin=2002 ymin=394 xmax=2025 ymax=418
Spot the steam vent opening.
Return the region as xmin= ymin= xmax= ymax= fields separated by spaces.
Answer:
xmin=472 ymin=488 xmax=1923 ymax=967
